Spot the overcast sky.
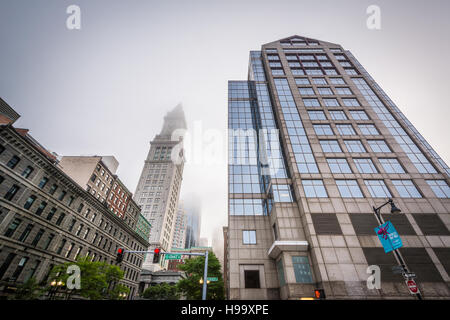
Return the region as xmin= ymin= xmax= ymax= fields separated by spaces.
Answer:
xmin=1 ymin=0 xmax=449 ymax=248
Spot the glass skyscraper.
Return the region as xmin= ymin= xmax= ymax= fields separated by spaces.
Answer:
xmin=226 ymin=35 xmax=450 ymax=299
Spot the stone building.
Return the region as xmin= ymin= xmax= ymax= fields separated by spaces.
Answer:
xmin=0 ymin=100 xmax=149 ymax=299
xmin=226 ymin=35 xmax=450 ymax=299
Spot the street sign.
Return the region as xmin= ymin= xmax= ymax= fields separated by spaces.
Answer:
xmin=374 ymin=221 xmax=403 ymax=253
xmin=402 ymin=272 xmax=416 ymax=279
xmin=207 ymin=277 xmax=218 ymax=282
xmin=406 ymin=279 xmax=420 ymax=295
xmin=165 ymin=253 xmax=182 ymax=260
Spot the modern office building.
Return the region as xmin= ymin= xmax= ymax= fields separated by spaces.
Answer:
xmin=0 ymin=100 xmax=149 ymax=299
xmin=226 ymin=35 xmax=450 ymax=299
xmin=184 ymin=194 xmax=202 ymax=249
xmin=134 ymin=104 xmax=186 ymax=270
xmin=172 ymin=202 xmax=187 ymax=249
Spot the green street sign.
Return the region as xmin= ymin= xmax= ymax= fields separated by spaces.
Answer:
xmin=207 ymin=277 xmax=218 ymax=282
xmin=165 ymin=253 xmax=182 ymax=260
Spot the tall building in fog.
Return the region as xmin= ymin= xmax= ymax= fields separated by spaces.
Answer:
xmin=226 ymin=35 xmax=450 ymax=299
xmin=134 ymin=104 xmax=186 ymax=270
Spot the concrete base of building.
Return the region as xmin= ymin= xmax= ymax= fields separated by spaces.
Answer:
xmin=229 ymin=280 xmax=450 ymax=300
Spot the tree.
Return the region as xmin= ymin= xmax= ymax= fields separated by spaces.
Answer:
xmin=12 ymin=277 xmax=46 ymax=300
xmin=47 ymin=256 xmax=126 ymax=300
xmin=142 ymin=283 xmax=179 ymax=300
xmin=176 ymin=251 xmax=224 ymax=300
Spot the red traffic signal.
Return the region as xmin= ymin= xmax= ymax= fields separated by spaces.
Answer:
xmin=116 ymin=248 xmax=124 ymax=263
xmin=153 ymin=248 xmax=161 ymax=263
xmin=314 ymin=289 xmax=325 ymax=300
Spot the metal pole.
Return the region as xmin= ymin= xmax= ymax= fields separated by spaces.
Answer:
xmin=373 ymin=205 xmax=423 ymax=300
xmin=202 ymin=251 xmax=208 ymax=300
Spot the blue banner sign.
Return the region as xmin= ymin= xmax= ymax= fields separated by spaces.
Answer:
xmin=374 ymin=221 xmax=403 ymax=253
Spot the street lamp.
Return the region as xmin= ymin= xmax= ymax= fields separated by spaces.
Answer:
xmin=49 ymin=279 xmax=65 ymax=300
xmin=372 ymin=199 xmax=422 ymax=300
xmin=119 ymin=293 xmax=127 ymax=299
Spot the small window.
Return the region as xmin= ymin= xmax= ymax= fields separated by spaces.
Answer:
xmin=243 ymin=230 xmax=256 ymax=244
xmin=35 ymin=201 xmax=47 ymax=216
xmin=313 ymin=124 xmax=334 ymax=135
xmin=323 ymin=98 xmax=340 ymax=107
xmin=358 ymin=124 xmax=379 ymax=135
xmin=21 ymin=166 xmax=34 ymax=179
xmin=295 ymin=78 xmax=310 ymax=85
xmin=317 ymin=87 xmax=333 ymax=95
xmin=379 ymin=158 xmax=405 ymax=174
xmin=68 ymin=196 xmax=75 ymax=206
xmin=308 ymin=111 xmax=326 ymax=120
xmin=342 ymin=98 xmax=360 ymax=107
xmin=49 ymin=184 xmax=58 ymax=195
xmin=345 ymin=68 xmax=358 ymax=75
xmin=46 ymin=208 xmax=57 ymax=221
xmin=329 ymin=78 xmax=346 ymax=85
xmin=292 ymin=256 xmax=314 ymax=283
xmin=56 ymin=213 xmax=66 ymax=226
xmin=244 ymin=270 xmax=260 ymax=288
xmin=364 ymin=180 xmax=391 ymax=198
xmin=344 ymin=140 xmax=366 ymax=153
xmin=6 ymin=155 xmax=20 ymax=169
xmin=276 ymin=259 xmax=286 ymax=286
xmin=336 ymin=124 xmax=355 ymax=135
xmin=24 ymin=195 xmax=37 ymax=209
xmin=335 ymin=87 xmax=352 ymax=95
xmin=299 ymin=87 xmax=315 ymax=95
xmin=327 ymin=158 xmax=352 ymax=173
xmin=303 ymin=98 xmax=320 ymax=107
xmin=305 ymin=69 xmax=324 ymax=76
xmin=4 ymin=218 xmax=22 ymax=237
xmin=336 ymin=180 xmax=364 ymax=198
xmin=349 ymin=110 xmax=369 ymax=120
xmin=320 ymin=140 xmax=342 ymax=153
xmin=302 ymin=180 xmax=328 ymax=197
xmin=354 ymin=158 xmax=378 ymax=173
xmin=312 ymin=78 xmax=327 ymax=85
xmin=38 ymin=177 xmax=49 ymax=189
xmin=329 ymin=110 xmax=347 ymax=120
xmin=58 ymin=191 xmax=67 ymax=201
xmin=392 ymin=180 xmax=422 ymax=198
xmin=272 ymin=184 xmax=293 ymax=202
xmin=426 ymin=180 xmax=450 ymax=198
xmin=368 ymin=140 xmax=390 ymax=153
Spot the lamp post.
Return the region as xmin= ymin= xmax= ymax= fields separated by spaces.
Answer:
xmin=119 ymin=292 xmax=127 ymax=299
xmin=49 ymin=280 xmax=65 ymax=300
xmin=372 ymin=199 xmax=422 ymax=300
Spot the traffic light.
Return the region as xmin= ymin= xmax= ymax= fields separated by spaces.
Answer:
xmin=116 ymin=248 xmax=124 ymax=263
xmin=314 ymin=289 xmax=326 ymax=300
xmin=153 ymin=248 xmax=160 ymax=263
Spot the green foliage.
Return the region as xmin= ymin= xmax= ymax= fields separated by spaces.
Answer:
xmin=142 ymin=283 xmax=179 ymax=300
xmin=48 ymin=256 xmax=126 ymax=300
xmin=108 ymin=284 xmax=130 ymax=300
xmin=12 ymin=277 xmax=46 ymax=300
xmin=176 ymin=251 xmax=224 ymax=300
